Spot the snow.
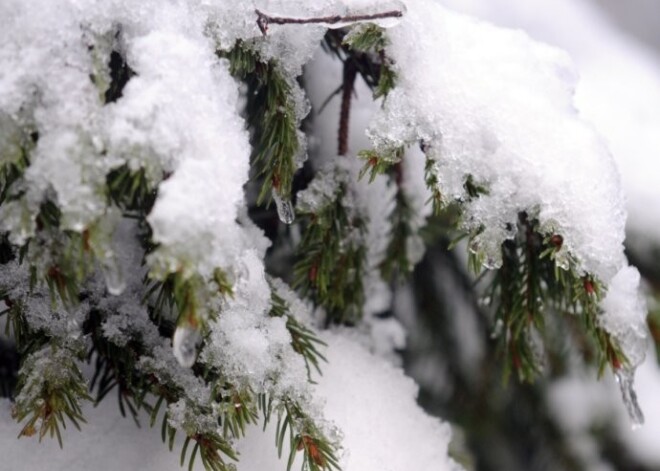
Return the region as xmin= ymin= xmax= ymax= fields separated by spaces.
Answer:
xmin=0 ymin=0 xmax=656 ymax=468
xmin=0 ymin=333 xmax=459 ymax=471
xmin=237 ymin=331 xmax=460 ymax=471
xmin=439 ymin=0 xmax=660 ymax=254
xmin=374 ymin=0 xmax=623 ymax=281
xmin=368 ymin=0 xmax=648 ymax=372
xmin=435 ymin=0 xmax=660 ymax=465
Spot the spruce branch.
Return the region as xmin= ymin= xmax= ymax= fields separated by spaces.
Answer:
xmin=12 ymin=346 xmax=91 ymax=448
xmin=476 ymin=213 xmax=628 ymax=382
xmin=1 ymin=295 xmax=30 ymax=348
xmin=267 ymin=399 xmax=341 ymax=471
xmin=0 ymin=143 xmax=30 ymax=206
xmin=221 ymin=42 xmax=300 ymax=205
xmin=294 ymin=179 xmax=367 ymax=325
xmin=379 ymin=166 xmax=416 ymax=280
xmin=357 ymin=146 xmax=403 ymax=182
xmin=342 ymin=24 xmax=397 ymax=99
xmin=268 ymin=287 xmax=327 ymax=378
xmin=85 ymin=309 xmax=151 ymax=427
xmin=106 ymin=165 xmax=157 ymax=215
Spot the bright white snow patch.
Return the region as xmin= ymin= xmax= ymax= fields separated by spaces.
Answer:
xmin=369 ymin=0 xmax=647 ymax=369
xmin=0 ymin=333 xmax=461 ymax=471
xmin=236 ymin=331 xmax=462 ymax=471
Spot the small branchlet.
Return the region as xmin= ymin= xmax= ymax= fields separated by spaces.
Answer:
xmin=172 ymin=279 xmax=203 ymax=332
xmin=342 ymin=23 xmax=397 ymax=99
xmin=266 ymin=399 xmax=341 ymax=471
xmin=12 ymin=346 xmax=91 ymax=448
xmin=323 ymin=25 xmax=397 ymax=102
xmin=220 ymin=42 xmax=300 ymax=206
xmin=357 ymin=147 xmax=404 ymax=182
xmin=0 ymin=141 xmax=31 ymax=205
xmin=476 ymin=213 xmax=627 ymax=382
xmin=648 ymin=304 xmax=660 ymax=363
xmin=215 ymin=386 xmax=259 ymax=439
xmin=294 ymin=183 xmax=367 ymax=325
xmin=84 ymin=309 xmax=150 ymax=427
xmin=380 ymin=180 xmax=416 ymax=281
xmin=149 ymin=383 xmax=242 ymax=471
xmin=463 ymin=174 xmax=489 ymax=200
xmin=179 ymin=433 xmax=238 ymax=471
xmin=26 ymin=202 xmax=98 ymax=308
xmin=144 ymin=267 xmax=233 ymax=338
xmin=1 ymin=295 xmax=30 ymax=348
xmin=106 ymin=165 xmax=157 ymax=215
xmin=423 ymin=156 xmax=444 ymax=215
xmin=268 ymin=289 xmax=327 ymax=378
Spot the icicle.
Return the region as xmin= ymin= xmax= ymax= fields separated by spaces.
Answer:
xmin=173 ymin=325 xmax=201 ymax=368
xmin=490 ymin=318 xmax=504 ymax=339
xmin=102 ymin=260 xmax=126 ymax=296
xmin=615 ymin=368 xmax=645 ymax=429
xmin=273 ymin=189 xmax=295 ymax=224
xmin=66 ymin=317 xmax=81 ymax=340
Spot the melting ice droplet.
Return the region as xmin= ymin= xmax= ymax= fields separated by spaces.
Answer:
xmin=273 ymin=190 xmax=295 ymax=224
xmin=102 ymin=261 xmax=126 ymax=296
xmin=615 ymin=368 xmax=645 ymax=429
xmin=173 ymin=325 xmax=201 ymax=368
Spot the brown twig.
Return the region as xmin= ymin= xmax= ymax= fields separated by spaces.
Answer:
xmin=256 ymin=8 xmax=404 ymax=35
xmin=338 ymin=59 xmax=357 ymax=156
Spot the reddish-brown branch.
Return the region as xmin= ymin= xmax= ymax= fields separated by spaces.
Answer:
xmin=338 ymin=59 xmax=357 ymax=156
xmin=255 ymin=8 xmax=404 ymax=35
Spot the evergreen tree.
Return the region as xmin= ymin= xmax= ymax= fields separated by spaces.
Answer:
xmin=0 ymin=1 xmax=655 ymax=470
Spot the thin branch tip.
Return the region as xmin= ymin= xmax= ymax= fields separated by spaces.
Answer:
xmin=255 ymin=8 xmax=404 ymax=36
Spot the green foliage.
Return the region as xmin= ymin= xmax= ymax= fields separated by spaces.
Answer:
xmin=294 ymin=182 xmax=367 ymax=325
xmin=179 ymin=433 xmax=238 ymax=471
xmin=343 ymin=23 xmax=388 ymax=52
xmin=85 ymin=309 xmax=152 ymax=426
xmin=143 ymin=267 xmax=234 ymax=340
xmin=0 ymin=142 xmax=30 ymax=205
xmin=463 ymin=174 xmax=489 ymax=200
xmin=1 ymin=295 xmax=30 ymax=348
xmin=357 ymin=146 xmax=403 ymax=182
xmin=475 ymin=213 xmax=627 ymax=382
xmin=342 ymin=24 xmax=397 ymax=99
xmin=221 ymin=42 xmax=300 ymax=204
xmin=380 ymin=181 xmax=416 ymax=280
xmin=259 ymin=397 xmax=340 ymax=471
xmin=24 ymin=200 xmax=97 ymax=308
xmin=13 ymin=346 xmax=91 ymax=448
xmin=269 ymin=288 xmax=327 ymax=378
xmin=106 ymin=165 xmax=157 ymax=214
xmin=216 ymin=387 xmax=259 ymax=439
xmin=423 ymin=156 xmax=444 ymax=215
xmin=648 ymin=304 xmax=660 ymax=363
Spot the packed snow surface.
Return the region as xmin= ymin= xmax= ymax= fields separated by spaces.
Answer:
xmin=0 ymin=333 xmax=460 ymax=471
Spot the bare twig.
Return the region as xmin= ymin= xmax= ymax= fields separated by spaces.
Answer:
xmin=338 ymin=60 xmax=357 ymax=156
xmin=256 ymin=8 xmax=404 ymax=35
